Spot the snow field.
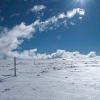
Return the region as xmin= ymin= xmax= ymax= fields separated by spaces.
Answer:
xmin=0 ymin=58 xmax=100 ymax=100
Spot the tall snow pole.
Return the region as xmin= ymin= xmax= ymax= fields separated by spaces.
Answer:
xmin=14 ymin=57 xmax=16 ymax=76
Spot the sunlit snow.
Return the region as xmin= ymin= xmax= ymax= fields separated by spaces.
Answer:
xmin=0 ymin=58 xmax=100 ymax=100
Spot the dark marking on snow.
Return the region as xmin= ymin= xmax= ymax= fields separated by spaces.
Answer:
xmin=0 ymin=79 xmax=3 ymax=83
xmin=32 ymin=88 xmax=36 ymax=90
xmin=5 ymin=88 xmax=10 ymax=91
xmin=0 ymin=75 xmax=14 ymax=83
xmin=41 ymin=70 xmax=48 ymax=73
xmin=2 ymin=75 xmax=13 ymax=76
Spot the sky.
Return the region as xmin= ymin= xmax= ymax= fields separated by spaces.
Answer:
xmin=0 ymin=0 xmax=100 ymax=59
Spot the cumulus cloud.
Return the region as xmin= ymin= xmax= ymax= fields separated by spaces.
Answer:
xmin=0 ymin=22 xmax=36 ymax=58
xmin=67 ymin=8 xmax=85 ymax=18
xmin=45 ymin=50 xmax=83 ymax=59
xmin=8 ymin=49 xmax=37 ymax=59
xmin=0 ymin=17 xmax=4 ymax=22
xmin=28 ymin=5 xmax=46 ymax=13
xmin=9 ymin=13 xmax=20 ymax=18
xmin=88 ymin=51 xmax=96 ymax=58
xmin=58 ymin=13 xmax=66 ymax=19
xmin=38 ymin=50 xmax=97 ymax=60
xmin=0 ymin=8 xmax=86 ymax=59
xmin=9 ymin=49 xmax=97 ymax=60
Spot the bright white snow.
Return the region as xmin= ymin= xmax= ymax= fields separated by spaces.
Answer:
xmin=0 ymin=58 xmax=100 ymax=100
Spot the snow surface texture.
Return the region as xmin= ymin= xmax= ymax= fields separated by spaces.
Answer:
xmin=0 ymin=58 xmax=100 ymax=100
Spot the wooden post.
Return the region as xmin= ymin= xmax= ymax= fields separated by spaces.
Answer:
xmin=14 ymin=57 xmax=16 ymax=76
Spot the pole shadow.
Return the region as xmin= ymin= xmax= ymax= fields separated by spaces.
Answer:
xmin=0 ymin=75 xmax=14 ymax=83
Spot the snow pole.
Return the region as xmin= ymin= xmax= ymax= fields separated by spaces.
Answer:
xmin=14 ymin=57 xmax=16 ymax=76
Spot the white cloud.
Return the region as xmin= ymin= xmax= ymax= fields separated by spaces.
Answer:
xmin=31 ymin=16 xmax=59 ymax=32
xmin=58 ymin=13 xmax=65 ymax=19
xmin=27 ymin=5 xmax=46 ymax=18
xmin=8 ymin=49 xmax=37 ymax=59
xmin=67 ymin=8 xmax=85 ymax=18
xmin=0 ymin=17 xmax=4 ymax=22
xmin=61 ymin=20 xmax=67 ymax=27
xmin=79 ymin=17 xmax=82 ymax=20
xmin=76 ymin=8 xmax=85 ymax=15
xmin=39 ymin=50 xmax=97 ymax=60
xmin=70 ymin=22 xmax=75 ymax=26
xmin=0 ymin=22 xmax=36 ymax=58
xmin=35 ymin=8 xmax=85 ymax=32
xmin=0 ymin=8 xmax=86 ymax=59
xmin=1 ymin=47 xmax=97 ymax=60
xmin=88 ymin=51 xmax=96 ymax=58
xmin=31 ymin=5 xmax=46 ymax=12
xmin=9 ymin=13 xmax=20 ymax=18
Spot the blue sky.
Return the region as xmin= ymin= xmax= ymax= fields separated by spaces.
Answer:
xmin=0 ymin=0 xmax=100 ymax=59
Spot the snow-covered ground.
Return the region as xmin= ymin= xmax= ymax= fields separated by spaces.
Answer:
xmin=0 ymin=58 xmax=100 ymax=100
